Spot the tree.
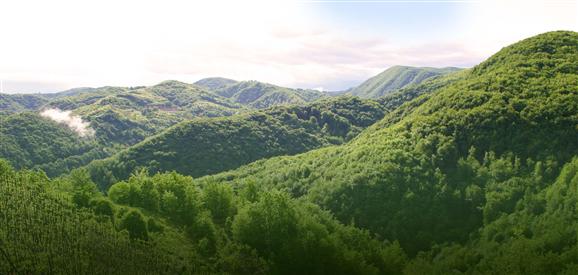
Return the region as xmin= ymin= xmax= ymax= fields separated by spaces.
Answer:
xmin=91 ymin=198 xmax=115 ymax=218
xmin=203 ymin=182 xmax=235 ymax=225
xmin=120 ymin=209 xmax=149 ymax=240
xmin=69 ymin=169 xmax=99 ymax=208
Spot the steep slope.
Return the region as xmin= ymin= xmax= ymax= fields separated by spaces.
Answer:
xmin=198 ymin=31 xmax=578 ymax=261
xmin=87 ymin=96 xmax=387 ymax=189
xmin=348 ymin=66 xmax=461 ymax=98
xmin=203 ymin=79 xmax=326 ymax=108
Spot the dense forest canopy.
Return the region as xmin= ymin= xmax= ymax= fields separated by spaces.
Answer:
xmin=0 ymin=31 xmax=577 ymax=274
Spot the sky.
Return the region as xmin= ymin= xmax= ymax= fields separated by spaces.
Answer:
xmin=0 ymin=0 xmax=576 ymax=93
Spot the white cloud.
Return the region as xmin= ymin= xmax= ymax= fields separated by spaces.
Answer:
xmin=461 ymin=0 xmax=578 ymax=57
xmin=40 ymin=108 xmax=95 ymax=137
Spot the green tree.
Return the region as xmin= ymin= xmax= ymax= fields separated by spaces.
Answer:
xmin=119 ymin=209 xmax=149 ymax=240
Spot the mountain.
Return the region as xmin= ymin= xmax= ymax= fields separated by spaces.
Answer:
xmin=0 ymin=93 xmax=49 ymax=114
xmin=86 ymin=96 xmax=387 ymax=190
xmin=1 ymin=31 xmax=577 ymax=274
xmin=44 ymin=80 xmax=243 ymax=145
xmin=194 ymin=77 xmax=238 ymax=91
xmin=0 ymin=112 xmax=106 ymax=176
xmin=0 ymin=81 xmax=245 ymax=176
xmin=190 ymin=31 xmax=578 ymax=269
xmin=198 ymin=79 xmax=327 ymax=108
xmin=348 ymin=66 xmax=462 ymax=98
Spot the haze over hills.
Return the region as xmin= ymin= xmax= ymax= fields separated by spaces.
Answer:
xmin=0 ymin=31 xmax=577 ymax=274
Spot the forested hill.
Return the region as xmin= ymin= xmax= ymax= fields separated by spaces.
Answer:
xmin=0 ymin=81 xmax=245 ymax=176
xmin=0 ymin=93 xmax=48 ymax=114
xmin=193 ymin=31 xmax=578 ymax=271
xmin=348 ymin=65 xmax=461 ymax=98
xmin=194 ymin=77 xmax=238 ymax=91
xmin=0 ymin=112 xmax=106 ymax=176
xmin=86 ymin=96 xmax=387 ymax=190
xmin=196 ymin=79 xmax=327 ymax=109
xmin=1 ymin=30 xmax=577 ymax=274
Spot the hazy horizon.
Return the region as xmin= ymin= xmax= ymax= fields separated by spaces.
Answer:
xmin=1 ymin=0 xmax=576 ymax=94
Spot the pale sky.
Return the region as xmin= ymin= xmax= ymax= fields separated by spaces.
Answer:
xmin=0 ymin=0 xmax=576 ymax=93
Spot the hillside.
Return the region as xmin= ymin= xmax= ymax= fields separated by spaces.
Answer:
xmin=348 ymin=66 xmax=461 ymax=98
xmin=0 ymin=93 xmax=49 ymax=114
xmin=0 ymin=157 xmax=407 ymax=274
xmin=199 ymin=79 xmax=327 ymax=108
xmin=87 ymin=96 xmax=387 ymax=189
xmin=0 ymin=112 xmax=106 ymax=176
xmin=190 ymin=31 xmax=578 ymax=271
xmin=46 ymin=80 xmax=243 ymax=144
xmin=0 ymin=81 xmax=246 ymax=176
xmin=194 ymin=77 xmax=238 ymax=91
xmin=1 ymin=31 xmax=577 ymax=274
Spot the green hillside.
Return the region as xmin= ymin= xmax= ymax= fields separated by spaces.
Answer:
xmin=87 ymin=96 xmax=387 ymax=190
xmin=203 ymin=79 xmax=327 ymax=109
xmin=349 ymin=66 xmax=462 ymax=98
xmin=192 ymin=31 xmax=578 ymax=270
xmin=0 ymin=81 xmax=246 ymax=177
xmin=194 ymin=77 xmax=238 ymax=91
xmin=46 ymin=80 xmax=243 ymax=144
xmin=1 ymin=31 xmax=577 ymax=274
xmin=0 ymin=93 xmax=48 ymax=114
xmin=0 ymin=157 xmax=407 ymax=274
xmin=0 ymin=112 xmax=106 ymax=176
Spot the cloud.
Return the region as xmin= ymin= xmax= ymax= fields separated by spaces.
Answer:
xmin=145 ymin=29 xmax=483 ymax=90
xmin=0 ymin=0 xmax=574 ymax=92
xmin=40 ymin=108 xmax=95 ymax=137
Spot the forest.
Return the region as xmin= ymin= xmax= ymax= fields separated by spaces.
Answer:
xmin=0 ymin=31 xmax=577 ymax=274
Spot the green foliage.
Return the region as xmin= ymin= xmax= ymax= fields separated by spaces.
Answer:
xmin=199 ymin=79 xmax=326 ymax=109
xmin=119 ymin=209 xmax=149 ymax=240
xmin=348 ymin=65 xmax=462 ymax=98
xmin=1 ymin=31 xmax=577 ymax=274
xmin=86 ymin=96 xmax=387 ymax=190
xmin=0 ymin=93 xmax=48 ymax=114
xmin=200 ymin=30 xmax=578 ymax=260
xmin=0 ymin=112 xmax=106 ymax=176
xmin=0 ymin=160 xmax=190 ymax=273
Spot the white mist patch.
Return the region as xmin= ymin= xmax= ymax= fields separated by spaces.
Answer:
xmin=40 ymin=108 xmax=95 ymax=137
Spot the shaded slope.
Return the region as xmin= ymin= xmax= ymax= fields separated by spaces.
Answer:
xmin=0 ymin=112 xmax=105 ymax=176
xmin=87 ymin=96 xmax=387 ymax=189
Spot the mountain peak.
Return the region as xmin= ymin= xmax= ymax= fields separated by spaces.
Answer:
xmin=348 ymin=65 xmax=462 ymax=98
